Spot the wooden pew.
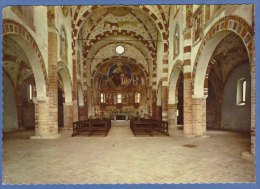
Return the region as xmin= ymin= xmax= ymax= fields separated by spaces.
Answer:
xmin=72 ymin=119 xmax=111 ymax=137
xmin=130 ymin=119 xmax=169 ymax=136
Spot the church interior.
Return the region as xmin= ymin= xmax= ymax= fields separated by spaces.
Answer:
xmin=1 ymin=5 xmax=256 ymax=184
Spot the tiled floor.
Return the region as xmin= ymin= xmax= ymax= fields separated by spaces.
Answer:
xmin=2 ymin=122 xmax=255 ymax=184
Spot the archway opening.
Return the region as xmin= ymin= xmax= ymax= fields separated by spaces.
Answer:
xmin=2 ymin=35 xmax=38 ymax=132
xmin=206 ymin=33 xmax=251 ymax=138
xmin=176 ymin=72 xmax=184 ymax=126
xmin=58 ymin=76 xmax=64 ymax=128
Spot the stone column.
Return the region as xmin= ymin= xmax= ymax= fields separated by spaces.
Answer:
xmin=63 ymin=102 xmax=73 ymax=129
xmin=31 ymin=7 xmax=60 ymax=139
xmin=168 ymin=104 xmax=177 ymax=129
xmin=250 ymin=41 xmax=255 ymax=156
xmin=242 ymin=36 xmax=255 ymax=160
xmin=17 ymin=103 xmax=25 ymax=130
xmin=161 ymin=86 xmax=168 ymax=121
xmin=161 ymin=46 xmax=169 ymax=122
xmin=192 ymin=97 xmax=207 ymax=136
xmin=31 ymin=98 xmax=60 ymax=139
xmin=151 ymin=89 xmax=157 ymax=119
xmin=156 ymin=106 xmax=162 ymax=120
xmin=183 ymin=29 xmax=193 ymax=137
xmin=16 ymin=91 xmax=25 ymax=130
xmin=72 ymin=57 xmax=79 ymax=122
xmin=183 ymin=75 xmax=193 ymax=136
xmin=47 ymin=29 xmax=59 ymax=136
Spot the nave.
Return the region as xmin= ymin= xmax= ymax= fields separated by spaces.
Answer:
xmin=3 ymin=122 xmax=254 ymax=184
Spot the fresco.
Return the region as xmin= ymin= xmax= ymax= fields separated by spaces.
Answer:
xmin=107 ymin=62 xmax=132 ymax=88
xmin=94 ymin=60 xmax=146 ymax=91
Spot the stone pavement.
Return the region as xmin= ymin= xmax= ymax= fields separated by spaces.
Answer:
xmin=2 ymin=123 xmax=255 ymax=184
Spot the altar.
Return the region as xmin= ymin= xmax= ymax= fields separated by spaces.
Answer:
xmin=112 ymin=113 xmax=130 ymax=121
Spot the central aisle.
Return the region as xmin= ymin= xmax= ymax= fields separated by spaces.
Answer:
xmin=108 ymin=120 xmax=132 ymax=137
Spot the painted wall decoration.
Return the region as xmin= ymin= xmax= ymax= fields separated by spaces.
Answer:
xmin=11 ymin=6 xmax=35 ymax=31
xmin=93 ymin=59 xmax=148 ymax=116
xmin=95 ymin=60 xmax=146 ymax=90
xmin=60 ymin=28 xmax=68 ymax=62
xmin=103 ymin=20 xmax=139 ymax=29
xmin=61 ymin=6 xmax=69 ymax=17
xmin=108 ymin=62 xmax=132 ymax=88
xmin=174 ymin=24 xmax=180 ymax=57
xmin=193 ymin=6 xmax=203 ymax=44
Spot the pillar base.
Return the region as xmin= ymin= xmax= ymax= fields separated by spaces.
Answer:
xmin=242 ymin=151 xmax=254 ymax=161
xmin=197 ymin=134 xmax=210 ymax=138
xmin=60 ymin=127 xmax=73 ymax=130
xmin=184 ymin=134 xmax=196 ymax=138
xmin=30 ymin=134 xmax=61 ymax=139
xmin=18 ymin=127 xmax=26 ymax=131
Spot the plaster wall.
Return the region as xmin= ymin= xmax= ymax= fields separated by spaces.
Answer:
xmin=221 ymin=63 xmax=251 ymax=132
xmin=168 ymin=6 xmax=184 ymax=80
xmin=3 ymin=72 xmax=18 ymax=132
xmin=56 ymin=7 xmax=73 ymax=79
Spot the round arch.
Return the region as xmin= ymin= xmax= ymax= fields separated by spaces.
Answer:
xmin=57 ymin=61 xmax=72 ymax=103
xmin=83 ymin=30 xmax=156 ymax=59
xmin=71 ymin=6 xmax=168 ymax=56
xmin=168 ymin=60 xmax=183 ymax=104
xmin=2 ymin=19 xmax=48 ymax=99
xmin=92 ymin=56 xmax=149 ymax=79
xmin=192 ymin=16 xmax=254 ymax=98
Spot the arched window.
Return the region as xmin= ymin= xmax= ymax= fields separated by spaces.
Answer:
xmin=237 ymin=78 xmax=246 ymax=105
xmin=174 ymin=24 xmax=180 ymax=57
xmin=117 ymin=93 xmax=122 ymax=104
xmin=100 ymin=93 xmax=105 ymax=103
xmin=135 ymin=92 xmax=141 ymax=103
xmin=28 ymin=84 xmax=33 ymax=101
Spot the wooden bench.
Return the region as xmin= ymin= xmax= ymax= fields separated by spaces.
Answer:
xmin=72 ymin=119 xmax=111 ymax=137
xmin=130 ymin=119 xmax=169 ymax=136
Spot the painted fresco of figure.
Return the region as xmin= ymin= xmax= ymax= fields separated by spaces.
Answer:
xmin=132 ymin=74 xmax=140 ymax=86
xmin=108 ymin=62 xmax=132 ymax=87
xmin=140 ymin=76 xmax=145 ymax=86
xmin=111 ymin=66 xmax=122 ymax=86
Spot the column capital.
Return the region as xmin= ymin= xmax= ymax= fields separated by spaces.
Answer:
xmin=33 ymin=96 xmax=47 ymax=104
xmin=168 ymin=104 xmax=177 ymax=109
xmin=64 ymin=101 xmax=73 ymax=106
xmin=192 ymin=95 xmax=208 ymax=99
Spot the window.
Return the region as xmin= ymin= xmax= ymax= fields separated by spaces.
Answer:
xmin=237 ymin=78 xmax=246 ymax=105
xmin=100 ymin=93 xmax=105 ymax=103
xmin=117 ymin=93 xmax=122 ymax=103
xmin=115 ymin=45 xmax=125 ymax=55
xmin=28 ymin=84 xmax=33 ymax=101
xmin=135 ymin=92 xmax=140 ymax=103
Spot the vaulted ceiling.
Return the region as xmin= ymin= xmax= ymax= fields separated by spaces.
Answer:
xmin=73 ymin=5 xmax=170 ymax=81
xmin=210 ymin=33 xmax=249 ymax=84
xmin=2 ymin=36 xmax=33 ymax=89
